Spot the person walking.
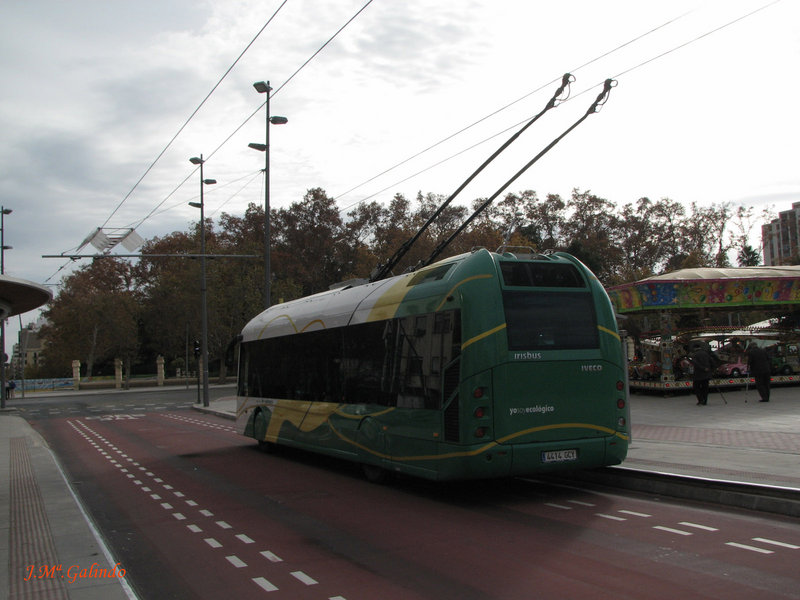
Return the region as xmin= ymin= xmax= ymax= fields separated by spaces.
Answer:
xmin=746 ymin=342 xmax=771 ymax=402
xmin=689 ymin=343 xmax=714 ymax=405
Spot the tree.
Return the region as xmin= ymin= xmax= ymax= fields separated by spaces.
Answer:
xmin=730 ymin=205 xmax=762 ymax=267
xmin=737 ymin=244 xmax=761 ymax=267
xmin=272 ymin=188 xmax=348 ymax=295
xmin=135 ymin=231 xmax=201 ymax=368
xmin=39 ymin=179 xmax=771 ymax=384
xmin=676 ymin=202 xmax=732 ymax=268
xmin=561 ymin=189 xmax=622 ymax=284
xmin=41 ymin=259 xmax=139 ymax=378
xmin=520 ymin=192 xmax=566 ymax=251
xmin=613 ymin=197 xmax=690 ymax=283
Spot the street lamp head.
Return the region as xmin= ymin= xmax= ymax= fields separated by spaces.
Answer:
xmin=1 ymin=246 xmax=11 ymax=251
xmin=188 ymin=202 xmax=202 ymax=209
xmin=248 ymin=143 xmax=267 ymax=152
xmin=270 ymin=116 xmax=288 ymax=125
xmin=203 ymin=179 xmax=217 ymax=185
xmin=189 ymin=156 xmax=203 ymax=165
xmin=253 ymin=81 xmax=271 ymax=94
xmin=1 ymin=209 xmax=11 ymax=215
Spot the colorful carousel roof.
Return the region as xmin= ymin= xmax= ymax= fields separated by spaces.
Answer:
xmin=607 ymin=266 xmax=800 ymax=313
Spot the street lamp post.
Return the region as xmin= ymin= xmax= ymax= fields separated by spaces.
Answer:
xmin=0 ymin=207 xmax=12 ymax=409
xmin=188 ymin=156 xmax=216 ymax=408
xmin=250 ymin=80 xmax=288 ymax=309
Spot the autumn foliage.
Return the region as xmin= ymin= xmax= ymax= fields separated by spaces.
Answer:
xmin=38 ymin=187 xmax=763 ymax=378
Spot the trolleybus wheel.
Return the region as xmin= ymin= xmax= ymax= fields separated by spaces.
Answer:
xmin=253 ymin=409 xmax=274 ymax=452
xmin=361 ymin=464 xmax=389 ymax=484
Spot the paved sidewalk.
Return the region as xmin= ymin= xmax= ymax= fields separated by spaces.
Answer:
xmin=0 ymin=413 xmax=135 ymax=600
xmin=624 ymin=385 xmax=800 ymax=490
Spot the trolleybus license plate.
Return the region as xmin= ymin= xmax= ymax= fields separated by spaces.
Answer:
xmin=541 ymin=449 xmax=578 ymax=463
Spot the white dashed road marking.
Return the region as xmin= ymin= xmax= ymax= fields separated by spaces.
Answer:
xmin=680 ymin=522 xmax=718 ymax=532
xmin=226 ymin=555 xmax=248 ymax=568
xmin=596 ymin=513 xmax=626 ymax=521
xmin=261 ymin=551 xmax=283 ymax=562
xmin=252 ymin=577 xmax=279 ymax=592
xmin=752 ymin=537 xmax=800 ymax=549
xmin=726 ymin=542 xmax=774 ymax=554
xmin=653 ymin=526 xmax=692 ymax=536
xmin=69 ymin=417 xmax=348 ymax=598
xmin=291 ymin=571 xmax=318 ymax=586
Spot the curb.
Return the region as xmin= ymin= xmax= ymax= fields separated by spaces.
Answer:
xmin=548 ymin=466 xmax=800 ymax=518
xmin=191 ymin=404 xmax=236 ymax=421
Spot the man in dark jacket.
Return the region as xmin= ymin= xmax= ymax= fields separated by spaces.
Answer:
xmin=746 ymin=343 xmax=771 ymax=402
xmin=690 ymin=344 xmax=714 ymax=405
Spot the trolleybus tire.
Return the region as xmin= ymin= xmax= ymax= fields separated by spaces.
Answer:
xmin=253 ymin=409 xmax=274 ymax=452
xmin=361 ymin=464 xmax=389 ymax=484
xmin=257 ymin=439 xmax=278 ymax=453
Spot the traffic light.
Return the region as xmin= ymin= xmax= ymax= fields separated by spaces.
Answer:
xmin=193 ymin=340 xmax=201 ymax=358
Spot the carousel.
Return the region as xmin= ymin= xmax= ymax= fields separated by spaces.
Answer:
xmin=606 ymin=266 xmax=800 ymax=392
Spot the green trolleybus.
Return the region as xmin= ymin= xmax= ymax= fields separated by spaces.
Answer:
xmin=236 ymin=248 xmax=630 ymax=481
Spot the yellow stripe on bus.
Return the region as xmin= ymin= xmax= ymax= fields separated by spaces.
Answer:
xmin=328 ymin=420 xmax=629 ymax=462
xmin=597 ymin=325 xmax=620 ymax=341
xmin=257 ymin=314 xmax=328 ymax=339
xmin=496 ymin=422 xmax=630 ymax=443
xmin=257 ymin=313 xmax=300 ymax=338
xmin=434 ymin=273 xmax=494 ymax=311
xmin=461 ymin=323 xmax=507 ymax=351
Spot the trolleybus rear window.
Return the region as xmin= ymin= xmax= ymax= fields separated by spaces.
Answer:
xmin=503 ymin=291 xmax=598 ymax=350
xmin=500 ymin=262 xmax=585 ymax=288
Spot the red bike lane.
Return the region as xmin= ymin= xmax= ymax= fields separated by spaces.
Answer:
xmin=31 ymin=410 xmax=800 ymax=600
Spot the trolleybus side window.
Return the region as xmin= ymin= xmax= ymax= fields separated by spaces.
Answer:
xmin=241 ymin=309 xmax=461 ymax=409
xmin=342 ymin=321 xmax=397 ymax=406
xmin=503 ymin=291 xmax=598 ymax=350
xmin=407 ymin=263 xmax=454 ymax=286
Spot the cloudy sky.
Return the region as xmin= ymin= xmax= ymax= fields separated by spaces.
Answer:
xmin=1 ymin=0 xmax=798 ymax=340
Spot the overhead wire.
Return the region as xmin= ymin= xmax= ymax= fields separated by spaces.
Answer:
xmin=123 ymin=170 xmax=264 ymax=229
xmin=99 ymin=0 xmax=290 ymax=229
xmin=48 ymin=0 xmax=780 ymax=283
xmin=333 ymin=7 xmax=695 ymax=206
xmin=47 ymin=1 xmax=291 ymax=283
xmin=202 ymin=0 xmax=376 ymax=165
xmin=337 ymin=0 xmax=781 ymax=215
xmin=369 ymin=73 xmax=575 ymax=282
xmin=116 ymin=0 xmax=376 ymax=230
xmin=610 ymin=0 xmax=781 ymax=80
xmin=208 ymin=171 xmax=265 ymax=218
xmin=48 ymin=0 xmax=374 ymax=283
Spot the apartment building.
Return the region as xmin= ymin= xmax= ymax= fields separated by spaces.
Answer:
xmin=762 ymin=202 xmax=800 ymax=266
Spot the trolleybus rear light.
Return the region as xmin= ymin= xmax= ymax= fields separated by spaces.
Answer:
xmin=617 ymin=399 xmax=625 ymax=409
xmin=475 ymin=427 xmax=488 ymax=438
xmin=618 ymin=417 xmax=626 ymax=428
xmin=616 ymin=380 xmax=624 ymax=391
xmin=474 ymin=407 xmax=486 ymax=418
xmin=473 ymin=387 xmax=485 ymax=399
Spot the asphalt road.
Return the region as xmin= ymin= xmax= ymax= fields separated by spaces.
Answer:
xmin=20 ymin=391 xmax=800 ymax=600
